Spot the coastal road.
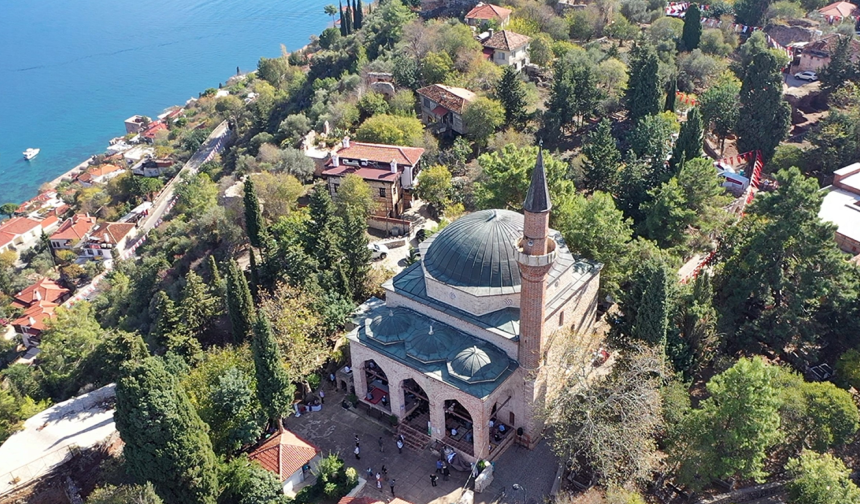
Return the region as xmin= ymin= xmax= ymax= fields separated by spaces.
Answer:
xmin=137 ymin=120 xmax=231 ymax=235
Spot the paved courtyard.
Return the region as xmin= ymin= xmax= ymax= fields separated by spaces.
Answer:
xmin=284 ymin=387 xmax=560 ymax=504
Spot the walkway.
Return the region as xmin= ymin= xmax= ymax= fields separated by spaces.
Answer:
xmin=283 ymin=388 xmax=559 ymax=504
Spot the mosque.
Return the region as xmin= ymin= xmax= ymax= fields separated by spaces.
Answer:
xmin=346 ymin=149 xmax=602 ymax=462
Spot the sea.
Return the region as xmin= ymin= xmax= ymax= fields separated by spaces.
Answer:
xmin=0 ymin=0 xmax=331 ymax=205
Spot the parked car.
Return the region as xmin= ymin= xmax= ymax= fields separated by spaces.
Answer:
xmin=367 ymin=243 xmax=389 ymax=260
xmin=794 ymin=71 xmax=818 ymax=81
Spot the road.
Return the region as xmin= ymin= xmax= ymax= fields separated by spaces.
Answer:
xmin=137 ymin=120 xmax=232 ymax=235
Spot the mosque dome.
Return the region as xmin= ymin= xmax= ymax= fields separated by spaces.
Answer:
xmin=423 ymin=210 xmax=524 ymax=289
xmin=447 ymin=345 xmax=509 ymax=384
xmin=366 ymin=309 xmax=412 ymax=345
xmin=405 ymin=323 xmax=457 ymax=363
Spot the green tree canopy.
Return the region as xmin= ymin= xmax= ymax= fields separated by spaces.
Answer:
xmin=414 ymin=164 xmax=453 ymax=215
xmin=495 ymin=65 xmax=528 ymax=126
xmin=736 ymin=44 xmax=790 ymax=161
xmin=463 ymin=97 xmax=505 ymax=146
xmin=225 ymin=259 xmax=255 ymax=343
xmin=582 ymin=119 xmax=622 ymax=193
xmin=786 ymin=451 xmax=860 ymax=504
xmin=699 ymin=71 xmax=740 ymax=152
xmin=626 ymin=40 xmax=662 ymax=123
xmin=86 ymin=483 xmax=164 ymax=504
xmin=115 ymin=356 xmax=219 ymax=504
xmin=334 ymin=173 xmax=377 ymax=219
xmin=681 ymin=3 xmax=702 ymax=51
xmin=354 ymin=114 xmax=424 ymax=146
xmin=252 ymin=313 xmax=295 ymax=426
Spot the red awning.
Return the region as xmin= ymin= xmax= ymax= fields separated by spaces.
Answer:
xmin=431 ymin=105 xmax=449 ymax=117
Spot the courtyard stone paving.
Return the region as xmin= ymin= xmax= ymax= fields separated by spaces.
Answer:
xmin=283 ymin=387 xmax=560 ymax=504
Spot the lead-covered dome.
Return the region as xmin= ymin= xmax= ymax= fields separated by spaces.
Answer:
xmin=447 ymin=345 xmax=509 ymax=384
xmin=366 ymin=309 xmax=412 ymax=345
xmin=423 ymin=210 xmax=524 ymax=288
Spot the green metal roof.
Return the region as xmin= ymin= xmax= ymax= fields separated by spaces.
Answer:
xmin=424 ymin=210 xmax=524 ymax=289
xmin=366 ymin=308 xmax=413 ymax=345
xmin=349 ymin=300 xmax=518 ymax=399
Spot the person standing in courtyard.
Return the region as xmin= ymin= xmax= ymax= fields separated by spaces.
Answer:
xmin=442 ymin=463 xmax=450 ymax=481
xmin=378 ymin=436 xmax=384 ymax=452
xmin=355 ymin=434 xmax=360 ymax=446
xmin=389 ymin=479 xmax=396 ymax=497
xmin=430 ymin=474 xmax=438 ymax=487
xmin=376 ymin=477 xmax=382 ymax=492
xmin=319 ymin=389 xmax=325 ymax=404
xmin=366 ymin=467 xmax=373 ymax=480
xmin=354 ymin=445 xmax=361 ymax=460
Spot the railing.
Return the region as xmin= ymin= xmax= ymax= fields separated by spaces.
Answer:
xmin=0 ymin=445 xmax=80 ymax=498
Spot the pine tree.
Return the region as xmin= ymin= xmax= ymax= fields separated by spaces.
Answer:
xmin=818 ymin=35 xmax=856 ymax=94
xmin=341 ymin=210 xmax=372 ymax=301
xmin=626 ymin=40 xmax=662 ymax=123
xmin=304 ymin=184 xmax=343 ymax=271
xmin=243 ymin=177 xmax=265 ymax=249
xmin=338 ymin=0 xmax=347 ymax=37
xmin=736 ymin=50 xmax=791 ymax=161
xmin=582 ymin=119 xmax=622 ymax=193
xmin=225 ymin=259 xmax=255 ymax=343
xmin=354 ymin=0 xmax=363 ymax=29
xmin=153 ymin=291 xmax=201 ymax=360
xmin=115 ymin=357 xmax=219 ymax=504
xmin=496 ymin=65 xmax=527 ymax=126
xmin=665 ymin=76 xmax=677 ymax=112
xmin=252 ymin=313 xmax=295 ymax=429
xmin=681 ymin=3 xmax=702 ymax=51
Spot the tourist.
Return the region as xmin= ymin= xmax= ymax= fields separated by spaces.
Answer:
xmin=366 ymin=390 xmax=374 ymax=400
xmin=396 ymin=438 xmax=404 ymax=453
xmin=378 ymin=436 xmax=384 ymax=452
xmin=451 ymin=427 xmax=458 ymax=436
xmin=436 ymin=459 xmax=443 ymax=473
xmin=442 ymin=463 xmax=450 ymax=481
xmin=319 ymin=389 xmax=325 ymax=404
xmin=329 ymin=373 xmax=336 ymax=386
xmin=366 ymin=467 xmax=373 ymax=480
xmin=390 ymin=479 xmax=396 ymax=497
xmin=376 ymin=478 xmax=382 ymax=492
xmin=354 ymin=445 xmax=361 ymax=460
xmin=499 ymin=423 xmax=506 ymax=433
xmin=381 ymin=395 xmax=388 ymax=407
xmin=430 ymin=474 xmax=438 ymax=487
xmin=382 ymin=465 xmax=388 ymax=476
xmin=355 ymin=434 xmax=360 ymax=446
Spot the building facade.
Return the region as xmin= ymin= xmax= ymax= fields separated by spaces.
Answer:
xmin=464 ymin=2 xmax=512 ymax=27
xmin=347 ymin=150 xmax=602 ymax=463
xmin=416 ymin=84 xmax=477 ymax=136
xmin=481 ymin=30 xmax=531 ymax=70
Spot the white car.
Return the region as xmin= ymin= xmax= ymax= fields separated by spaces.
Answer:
xmin=794 ymin=71 xmax=818 ymax=82
xmin=367 ymin=243 xmax=389 ymax=260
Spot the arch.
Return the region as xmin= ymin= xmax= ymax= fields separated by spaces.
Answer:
xmin=362 ymin=359 xmax=391 ymax=412
xmin=443 ymin=398 xmax=475 ymax=457
xmin=401 ymin=378 xmax=430 ymax=431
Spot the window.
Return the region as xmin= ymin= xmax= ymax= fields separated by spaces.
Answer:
xmin=423 ymin=97 xmax=432 ymax=109
xmin=379 ymin=187 xmax=386 ymax=197
xmin=509 ymin=412 xmax=515 ymax=426
xmin=333 ymin=184 xmax=339 ymax=193
xmin=559 ymin=311 xmax=565 ymax=326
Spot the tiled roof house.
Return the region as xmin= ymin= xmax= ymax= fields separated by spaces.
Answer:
xmin=416 ymin=84 xmax=477 ymax=135
xmin=0 ymin=217 xmax=45 ymax=255
xmin=82 ymin=222 xmax=137 ymax=260
xmin=465 ymin=2 xmax=512 ymax=27
xmin=481 ymin=30 xmax=531 ymax=70
xmin=248 ymin=430 xmax=321 ymax=496
xmin=50 ymin=214 xmax=98 ymax=251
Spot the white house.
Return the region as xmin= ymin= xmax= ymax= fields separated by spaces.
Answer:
xmin=416 ymin=84 xmax=477 ymax=135
xmin=480 ymin=30 xmax=531 ymax=70
xmin=81 ymin=222 xmax=136 ymax=260
xmin=248 ymin=430 xmax=322 ymax=496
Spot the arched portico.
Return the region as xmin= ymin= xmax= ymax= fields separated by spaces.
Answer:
xmin=443 ymin=399 xmax=475 ymax=457
xmin=362 ymin=359 xmax=391 ymax=412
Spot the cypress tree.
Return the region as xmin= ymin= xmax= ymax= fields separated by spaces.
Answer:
xmin=681 ymin=3 xmax=702 ymax=51
xmin=631 ymin=260 xmax=671 ymax=349
xmin=248 ymin=248 xmax=259 ymax=298
xmin=225 ymin=259 xmax=255 ymax=342
xmin=207 ymin=255 xmax=225 ymax=308
xmin=304 ymin=184 xmax=343 ymax=271
xmin=181 ymin=270 xmax=218 ymax=338
xmin=344 ymin=3 xmax=353 ymax=35
xmin=665 ymin=76 xmax=677 ymax=112
xmin=338 ymin=1 xmax=347 ymax=37
xmin=115 ymin=357 xmax=219 ymax=504
xmin=582 ymin=118 xmax=622 ymax=193
xmin=355 ymin=0 xmax=363 ymax=29
xmin=341 ymin=210 xmax=371 ymax=301
xmin=626 ymin=40 xmax=662 ymax=123
xmin=496 ymin=65 xmax=528 ymax=126
xmin=737 ymin=50 xmax=791 ymax=161
xmin=252 ymin=313 xmax=295 ymax=429
xmin=243 ymin=177 xmax=265 ymax=249
xmin=677 ymin=107 xmax=704 ymax=162
xmin=153 ymin=291 xmax=200 ymax=360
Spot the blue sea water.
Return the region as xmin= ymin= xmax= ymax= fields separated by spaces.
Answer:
xmin=0 ymin=0 xmax=331 ymax=205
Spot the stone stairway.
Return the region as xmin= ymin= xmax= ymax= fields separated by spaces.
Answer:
xmin=398 ymin=419 xmax=431 ymax=452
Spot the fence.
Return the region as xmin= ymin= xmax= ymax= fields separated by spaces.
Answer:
xmin=0 ymin=445 xmax=80 ymax=497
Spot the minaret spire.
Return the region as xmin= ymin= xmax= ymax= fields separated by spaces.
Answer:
xmin=523 ymin=140 xmax=551 ymax=214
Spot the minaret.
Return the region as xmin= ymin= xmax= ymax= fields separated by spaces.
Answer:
xmin=516 ymin=145 xmax=557 ymax=448
xmin=516 ymin=145 xmax=556 ymax=371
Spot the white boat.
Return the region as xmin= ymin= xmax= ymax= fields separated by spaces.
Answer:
xmin=23 ymin=148 xmax=40 ymax=160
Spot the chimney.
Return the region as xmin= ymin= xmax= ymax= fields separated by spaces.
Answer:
xmin=390 ymin=159 xmax=398 ymax=174
xmin=34 ymin=290 xmax=42 ymax=301
xmin=342 ymin=136 xmax=351 ymax=149
xmin=488 ymin=28 xmax=494 ymax=38
xmin=28 ymin=317 xmax=36 ymax=326
xmin=331 ymin=151 xmax=340 ymax=167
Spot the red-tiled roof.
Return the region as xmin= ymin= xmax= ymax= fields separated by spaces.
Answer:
xmin=819 ymin=1 xmax=858 ymax=17
xmin=16 ymin=191 xmax=58 ymax=214
xmin=12 ymin=278 xmax=70 ymax=310
xmin=51 ymin=214 xmax=97 ymax=242
xmin=335 ymin=142 xmax=424 ymax=166
xmin=13 ymin=301 xmax=59 ymax=333
xmin=248 ymin=430 xmax=320 ymax=481
xmin=141 ymin=121 xmax=168 ymax=139
xmin=465 ymin=2 xmax=512 ymax=21
xmin=482 ymin=30 xmax=531 ymax=51
xmin=77 ymin=164 xmax=124 ymax=184
xmin=322 ymin=165 xmax=400 ymax=182
xmin=0 ymin=217 xmax=43 ymax=248
xmin=805 ymin=33 xmax=860 ymax=57
xmin=88 ymin=222 xmax=136 ymax=245
xmin=416 ymin=84 xmax=477 ymax=115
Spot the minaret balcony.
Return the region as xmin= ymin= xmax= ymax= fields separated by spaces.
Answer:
xmin=514 ymin=237 xmax=557 ymax=267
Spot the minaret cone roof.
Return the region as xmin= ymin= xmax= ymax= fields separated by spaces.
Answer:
xmin=523 ymin=145 xmax=551 ymax=213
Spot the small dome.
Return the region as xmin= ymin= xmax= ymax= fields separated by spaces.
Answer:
xmin=450 ymin=346 xmax=491 ymax=376
xmin=366 ymin=309 xmax=411 ymax=345
xmin=406 ymin=323 xmax=456 ymax=363
xmin=423 ymin=210 xmax=524 ymax=289
xmin=447 ymin=344 xmax=509 ymax=384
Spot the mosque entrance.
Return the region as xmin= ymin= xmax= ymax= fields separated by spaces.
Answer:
xmin=443 ymin=399 xmax=474 ymax=456
xmin=401 ymin=378 xmax=430 ymax=430
xmin=362 ymin=359 xmax=391 ymax=412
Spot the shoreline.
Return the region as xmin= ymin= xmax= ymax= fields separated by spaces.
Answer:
xmin=44 ymin=157 xmax=93 ymax=191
